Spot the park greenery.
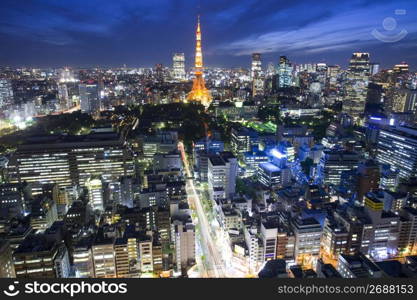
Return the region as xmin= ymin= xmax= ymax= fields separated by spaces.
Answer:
xmin=135 ymin=103 xmax=209 ymax=146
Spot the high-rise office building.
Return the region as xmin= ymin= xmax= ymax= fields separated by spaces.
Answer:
xmin=153 ymin=151 xmax=182 ymax=171
xmin=376 ymin=125 xmax=417 ymax=180
xmin=332 ymin=208 xmax=368 ymax=256
xmin=292 ymin=217 xmax=322 ymax=264
xmin=230 ymin=127 xmax=258 ymax=154
xmin=337 ymin=253 xmax=384 ymax=278
xmin=120 ymin=176 xmax=134 ymax=208
xmin=257 ymin=162 xmax=290 ymax=188
xmin=208 ymin=152 xmax=238 ymax=203
xmin=244 ymin=226 xmax=264 ymax=272
xmin=266 ymin=62 xmax=275 ymax=77
xmin=348 ymin=52 xmax=370 ymax=74
xmin=379 ymin=165 xmax=399 ymax=191
xmin=58 ymin=83 xmax=70 ymax=111
xmin=327 ymin=65 xmax=341 ymax=89
xmin=0 ymin=79 xmax=14 ymax=108
xmin=73 ymin=237 xmax=95 ymax=278
xmin=393 ymin=62 xmax=409 ymax=74
xmin=154 ymin=63 xmax=164 ymax=82
xmin=343 ymin=52 xmax=370 ymax=120
xmin=363 ymin=192 xmax=400 ymax=259
xmin=114 ymin=238 xmax=137 ymax=278
xmin=277 ymin=56 xmax=293 ymax=88
xmin=243 ymin=150 xmax=269 ymax=177
xmin=398 ymin=207 xmax=417 ymax=255
xmin=30 ymin=196 xmax=58 ymax=232
xmin=317 ymin=149 xmax=360 ymax=185
xmin=279 ymin=55 xmax=289 ymax=65
xmin=138 ymin=234 xmax=154 ymax=274
xmin=251 ymin=53 xmax=262 ymax=79
xmin=172 ymin=216 xmax=195 ymax=275
xmin=194 ymin=139 xmax=225 ymax=181
xmin=79 ymin=83 xmax=100 ymax=117
xmin=114 ymin=228 xmax=155 ymax=277
xmin=10 ymin=131 xmax=134 ymax=189
xmin=13 ymin=234 xmax=65 ymax=278
xmin=59 ymin=68 xmax=76 ymax=83
xmin=86 ymin=177 xmax=104 ymax=212
xmin=405 ymin=89 xmax=417 ymax=113
xmin=172 ymin=53 xmax=186 ymax=81
xmin=0 ymin=183 xmax=27 ymax=219
xmin=92 ymin=234 xmax=116 ymax=278
xmin=321 ymin=216 xmax=349 ymax=260
xmin=370 ymin=63 xmax=380 ymax=75
xmin=384 ymin=87 xmax=408 ymax=113
xmin=357 ymin=159 xmax=380 ymax=202
xmin=54 ymin=244 xmax=71 ymax=278
xmin=260 ymin=220 xmax=278 ymax=261
xmin=251 ymin=53 xmax=264 ymax=97
xmin=276 ymin=225 xmax=295 ymax=260
xmin=0 ymin=240 xmax=15 ymax=278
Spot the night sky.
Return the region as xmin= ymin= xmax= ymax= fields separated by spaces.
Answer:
xmin=0 ymin=0 xmax=416 ymax=69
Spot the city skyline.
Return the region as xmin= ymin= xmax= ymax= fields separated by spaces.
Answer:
xmin=0 ymin=0 xmax=417 ymax=69
xmin=2 ymin=0 xmax=417 ymax=285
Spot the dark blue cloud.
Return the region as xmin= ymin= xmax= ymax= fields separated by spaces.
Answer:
xmin=0 ymin=0 xmax=416 ymax=69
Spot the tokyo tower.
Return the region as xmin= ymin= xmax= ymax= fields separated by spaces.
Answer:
xmin=187 ymin=15 xmax=212 ymax=107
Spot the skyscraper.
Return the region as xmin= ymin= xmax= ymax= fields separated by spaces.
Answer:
xmin=58 ymin=83 xmax=70 ymax=111
xmin=187 ymin=16 xmax=212 ymax=107
xmin=251 ymin=53 xmax=264 ymax=97
xmin=172 ymin=53 xmax=186 ymax=81
xmin=0 ymin=79 xmax=14 ymax=108
xmin=277 ymin=56 xmax=293 ymax=88
xmin=343 ymin=52 xmax=370 ymax=120
xmin=348 ymin=52 xmax=370 ymax=74
xmin=370 ymin=63 xmax=380 ymax=75
xmin=154 ymin=63 xmax=164 ymax=82
xmin=251 ymin=53 xmax=262 ymax=79
xmin=376 ymin=125 xmax=417 ymax=180
xmin=266 ymin=62 xmax=275 ymax=77
xmin=59 ymin=68 xmax=76 ymax=83
xmin=208 ymin=152 xmax=237 ymax=203
xmin=79 ymin=83 xmax=100 ymax=117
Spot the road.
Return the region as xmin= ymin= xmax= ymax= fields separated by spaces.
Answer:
xmin=178 ymin=141 xmax=227 ymax=278
xmin=34 ymin=105 xmax=81 ymax=118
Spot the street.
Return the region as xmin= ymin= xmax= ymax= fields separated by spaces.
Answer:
xmin=178 ymin=141 xmax=227 ymax=278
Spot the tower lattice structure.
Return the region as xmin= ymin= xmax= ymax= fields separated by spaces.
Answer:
xmin=187 ymin=16 xmax=212 ymax=107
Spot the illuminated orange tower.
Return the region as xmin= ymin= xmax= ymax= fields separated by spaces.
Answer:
xmin=187 ymin=15 xmax=212 ymax=107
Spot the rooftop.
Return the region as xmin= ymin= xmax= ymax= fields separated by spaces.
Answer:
xmin=14 ymin=234 xmax=57 ymax=254
xmin=209 ymin=154 xmax=225 ymax=166
xmin=259 ymin=162 xmax=280 ymax=173
xmin=18 ymin=131 xmax=123 ymax=151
